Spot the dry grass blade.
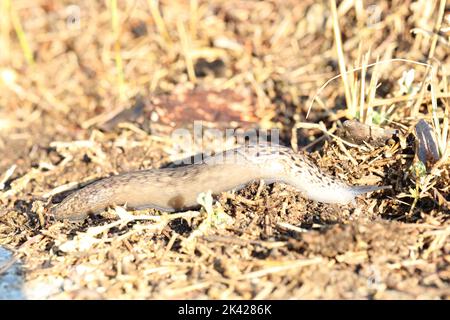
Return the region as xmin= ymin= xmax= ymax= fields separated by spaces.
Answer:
xmin=8 ymin=1 xmax=33 ymax=65
xmin=235 ymin=257 xmax=323 ymax=280
xmin=307 ymin=59 xmax=431 ymax=118
xmin=427 ymin=0 xmax=447 ymax=60
xmin=110 ymin=0 xmax=126 ymax=100
xmin=329 ymin=0 xmax=352 ymax=116
xmin=177 ymin=20 xmax=196 ymax=83
xmin=147 ymin=0 xmax=172 ymax=47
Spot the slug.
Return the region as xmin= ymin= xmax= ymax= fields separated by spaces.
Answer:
xmin=50 ymin=143 xmax=390 ymax=221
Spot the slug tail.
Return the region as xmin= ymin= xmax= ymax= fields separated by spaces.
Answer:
xmin=351 ymin=185 xmax=392 ymax=196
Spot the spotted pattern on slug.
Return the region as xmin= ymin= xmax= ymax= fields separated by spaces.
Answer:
xmin=50 ymin=143 xmax=389 ymax=221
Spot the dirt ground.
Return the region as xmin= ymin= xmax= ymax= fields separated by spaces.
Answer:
xmin=0 ymin=0 xmax=449 ymax=299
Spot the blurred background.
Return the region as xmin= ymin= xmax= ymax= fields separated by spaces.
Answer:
xmin=1 ymin=1 xmax=448 ymax=162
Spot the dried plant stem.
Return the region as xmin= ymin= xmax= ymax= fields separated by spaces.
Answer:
xmin=329 ymin=0 xmax=353 ymax=117
xmin=147 ymin=0 xmax=173 ymax=47
xmin=308 ymin=59 xmax=431 ymax=117
xmin=110 ymin=0 xmax=126 ymax=100
xmin=366 ymin=55 xmax=381 ymax=125
xmin=9 ymin=0 xmax=34 ymax=65
xmin=177 ymin=20 xmax=197 ymax=83
xmin=428 ymin=0 xmax=447 ymax=60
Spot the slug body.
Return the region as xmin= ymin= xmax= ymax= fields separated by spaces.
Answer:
xmin=51 ymin=143 xmax=389 ymax=220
